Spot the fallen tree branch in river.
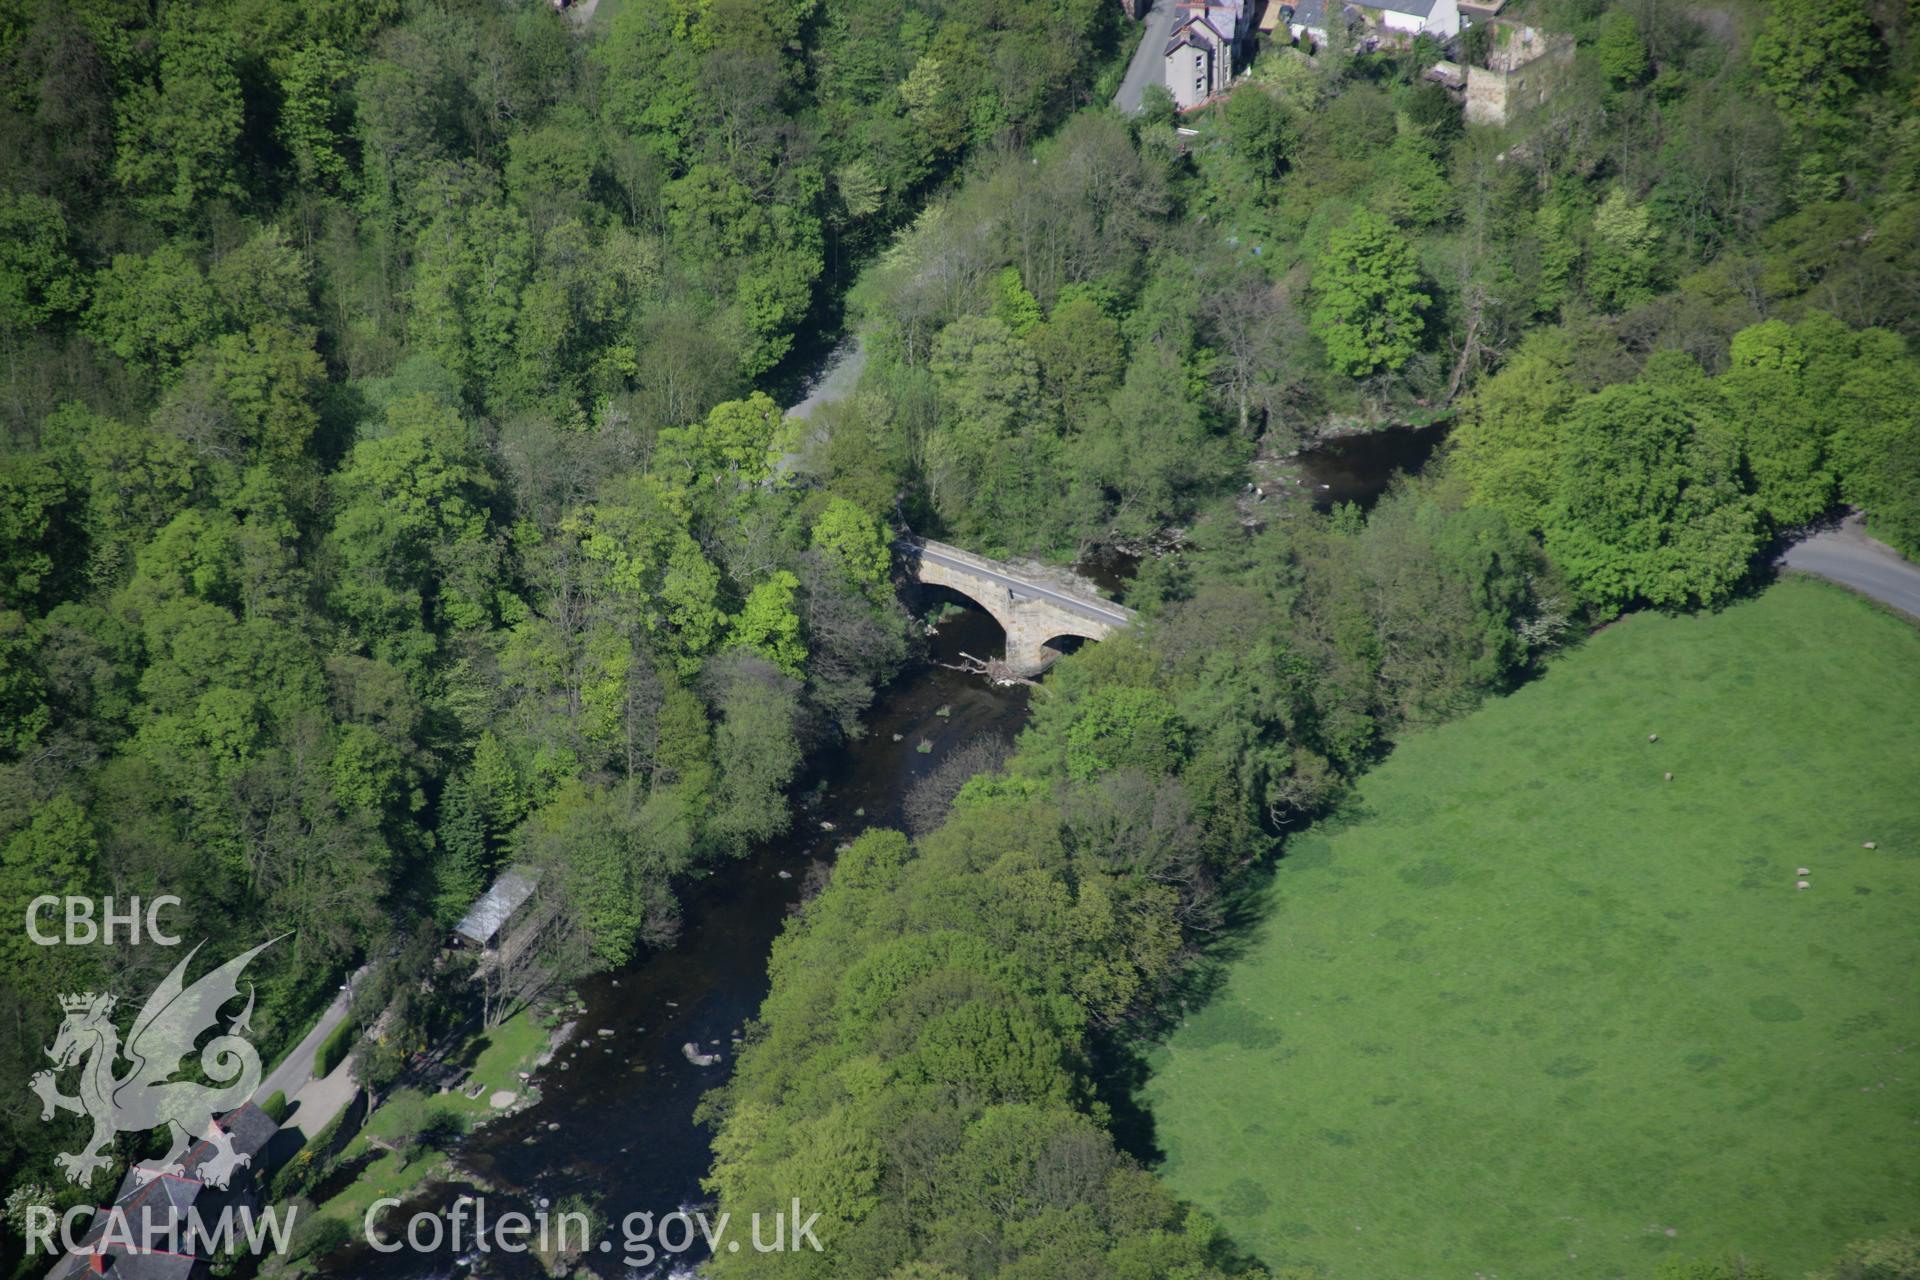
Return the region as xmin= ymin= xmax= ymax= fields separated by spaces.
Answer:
xmin=938 ymin=652 xmax=1042 ymax=688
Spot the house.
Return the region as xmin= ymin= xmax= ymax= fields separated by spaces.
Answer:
xmin=1464 ymin=21 xmax=1574 ymax=124
xmin=1163 ymin=0 xmax=1254 ymax=108
xmin=452 ymin=868 xmax=538 ymax=951
xmin=1289 ymin=0 xmax=1461 ymax=46
xmin=45 ymin=1105 xmax=278 ymax=1280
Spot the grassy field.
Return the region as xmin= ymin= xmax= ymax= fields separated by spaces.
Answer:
xmin=1145 ymin=578 xmax=1920 ymax=1279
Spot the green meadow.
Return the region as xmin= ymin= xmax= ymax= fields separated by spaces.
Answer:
xmin=1146 ymin=578 xmax=1920 ymax=1279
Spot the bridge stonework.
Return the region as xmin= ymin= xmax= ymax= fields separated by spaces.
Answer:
xmin=896 ymin=538 xmax=1137 ymax=676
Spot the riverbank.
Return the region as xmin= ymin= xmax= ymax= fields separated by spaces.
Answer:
xmin=290 ymin=1007 xmax=552 ymax=1244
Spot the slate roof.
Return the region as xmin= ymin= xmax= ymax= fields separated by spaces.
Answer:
xmin=453 ymin=869 xmax=538 ymax=948
xmin=1289 ymin=0 xmax=1328 ymax=28
xmin=46 ymin=1105 xmax=277 ymax=1280
xmin=1165 ymin=14 xmax=1232 ymax=55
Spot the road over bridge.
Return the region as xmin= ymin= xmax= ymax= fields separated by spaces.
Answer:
xmin=896 ymin=537 xmax=1138 ymax=676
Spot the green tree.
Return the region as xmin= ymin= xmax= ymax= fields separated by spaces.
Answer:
xmin=0 ymin=610 xmax=49 ymax=758
xmin=809 ymin=498 xmax=892 ymax=594
xmin=1062 ymin=686 xmax=1188 ymax=782
xmin=0 ymin=192 xmax=86 ymax=334
xmin=734 ymin=249 xmax=823 ymax=376
xmin=1310 ymin=211 xmax=1428 ymax=378
xmin=571 ymin=476 xmax=727 ymax=669
xmin=1224 ymin=85 xmax=1292 ymax=193
xmin=1076 ymin=342 xmax=1231 ymax=544
xmin=1814 ymin=1230 xmax=1920 ymax=1280
xmin=83 ymin=244 xmax=219 ymax=378
xmin=1751 ymin=0 xmax=1877 ymax=132
xmin=0 ymin=795 xmax=97 ymax=974
xmin=278 ymin=42 xmax=356 ymax=191
xmin=407 ymin=184 xmax=532 ymax=399
xmin=709 ymin=654 xmax=802 ymax=849
xmin=1545 ymin=356 xmax=1762 ymax=611
xmin=988 ymin=266 xmax=1042 ymax=336
xmin=64 ymin=410 xmax=200 ymax=587
xmin=1596 ymin=9 xmax=1649 ymax=91
xmin=470 ymin=730 xmax=530 ymax=834
xmin=1451 ymin=330 xmax=1580 ymax=534
xmin=927 ymin=315 xmax=1058 ymax=544
xmin=161 ymin=323 xmax=326 ymax=475
xmin=433 ymin=773 xmax=489 ymax=925
xmin=1717 ymin=320 xmax=1834 ymax=527
xmin=520 ymin=782 xmax=692 ymax=968
xmin=731 ymin=570 xmax=807 ymax=676
xmin=112 ymin=12 xmax=245 ymax=217
xmin=1588 ymin=187 xmax=1658 ymax=311
xmin=0 ymin=452 xmax=78 ymax=610
xmin=1829 ymin=338 xmax=1920 ymax=558
xmin=209 ymin=226 xmax=314 ymax=331
xmin=669 ymin=392 xmax=784 ymax=485
xmin=1028 ymin=290 xmax=1125 ymax=429
xmin=1373 ymin=133 xmax=1452 ymax=228
xmin=326 ymin=396 xmax=499 ymax=662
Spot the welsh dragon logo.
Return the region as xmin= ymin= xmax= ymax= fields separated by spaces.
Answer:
xmin=31 ymin=938 xmax=278 ymax=1190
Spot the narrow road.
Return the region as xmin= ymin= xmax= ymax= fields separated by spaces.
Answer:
xmin=787 ymin=336 xmax=866 ymax=422
xmin=260 ymin=969 xmax=361 ymax=1100
xmin=775 ymin=336 xmax=866 ymax=478
xmin=909 ymin=542 xmax=1135 ymax=627
xmin=255 ymin=964 xmax=367 ymax=1144
xmin=1778 ymin=513 xmax=1920 ymax=618
xmin=1114 ymin=2 xmax=1179 ymax=114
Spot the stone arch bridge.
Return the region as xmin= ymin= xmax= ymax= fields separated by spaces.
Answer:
xmin=896 ymin=536 xmax=1137 ymax=676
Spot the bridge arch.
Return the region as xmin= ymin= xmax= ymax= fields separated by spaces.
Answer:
xmin=1037 ymin=633 xmax=1093 ymax=660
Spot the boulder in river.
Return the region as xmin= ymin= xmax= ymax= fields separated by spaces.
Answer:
xmin=683 ymin=1042 xmax=722 ymax=1067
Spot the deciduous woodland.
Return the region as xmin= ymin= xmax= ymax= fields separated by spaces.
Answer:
xmin=0 ymin=0 xmax=1916 ymax=1275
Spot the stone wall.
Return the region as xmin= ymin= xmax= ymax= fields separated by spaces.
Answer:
xmin=1464 ymin=25 xmax=1573 ymax=126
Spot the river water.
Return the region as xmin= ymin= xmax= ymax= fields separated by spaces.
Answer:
xmin=316 ymin=601 xmax=1033 ymax=1280
xmin=1295 ymin=423 xmax=1448 ymax=509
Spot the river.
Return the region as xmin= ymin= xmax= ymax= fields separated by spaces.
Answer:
xmin=315 ymin=600 xmax=1034 ymax=1280
xmin=1294 ymin=423 xmax=1447 ymax=509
